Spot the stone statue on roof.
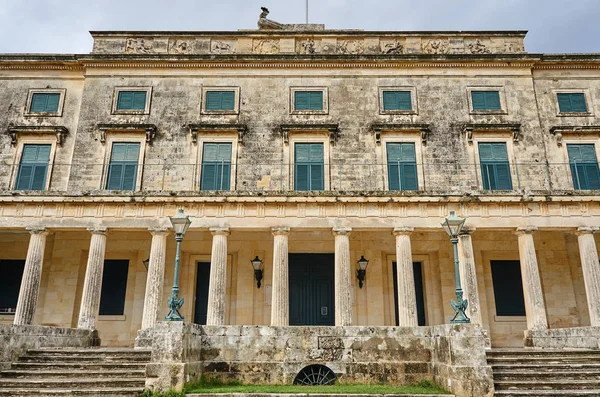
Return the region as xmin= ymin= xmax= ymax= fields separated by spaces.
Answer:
xmin=258 ymin=7 xmax=284 ymax=30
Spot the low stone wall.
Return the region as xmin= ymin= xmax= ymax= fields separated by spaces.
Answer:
xmin=525 ymin=326 xmax=600 ymax=349
xmin=0 ymin=324 xmax=98 ymax=370
xmin=144 ymin=322 xmax=493 ymax=397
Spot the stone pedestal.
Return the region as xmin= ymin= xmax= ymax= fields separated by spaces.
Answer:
xmin=141 ymin=228 xmax=169 ymax=330
xmin=206 ymin=227 xmax=229 ymax=326
xmin=458 ymin=227 xmax=482 ymax=326
xmin=576 ymin=227 xmax=600 ymax=327
xmin=13 ymin=228 xmax=48 ymax=326
xmin=333 ymin=227 xmax=352 ymax=326
xmin=393 ymin=227 xmax=417 ymax=326
xmin=271 ymin=227 xmax=290 ymax=326
xmin=77 ymin=228 xmax=108 ymax=330
xmin=515 ymin=226 xmax=548 ymax=331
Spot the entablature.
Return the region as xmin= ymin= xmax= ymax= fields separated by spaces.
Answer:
xmin=371 ymin=123 xmax=431 ymax=144
xmin=97 ymin=123 xmax=157 ymax=144
xmin=280 ymin=123 xmax=339 ymax=144
xmin=7 ymin=125 xmax=69 ymax=146
xmin=187 ymin=123 xmax=247 ymax=144
xmin=462 ymin=123 xmax=521 ymax=144
xmin=549 ymin=125 xmax=600 ymax=145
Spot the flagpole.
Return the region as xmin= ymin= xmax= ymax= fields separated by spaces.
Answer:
xmin=306 ymin=0 xmax=308 ymax=23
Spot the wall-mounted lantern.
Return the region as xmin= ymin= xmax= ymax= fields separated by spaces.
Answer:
xmin=142 ymin=258 xmax=150 ymax=271
xmin=356 ymin=255 xmax=369 ymax=288
xmin=251 ymin=256 xmax=264 ymax=288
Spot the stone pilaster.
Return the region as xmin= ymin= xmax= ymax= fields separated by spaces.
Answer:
xmin=141 ymin=228 xmax=169 ymax=330
xmin=271 ymin=227 xmax=290 ymax=326
xmin=576 ymin=227 xmax=600 ymax=327
xmin=393 ymin=227 xmax=418 ymax=327
xmin=13 ymin=228 xmax=49 ymax=326
xmin=333 ymin=227 xmax=352 ymax=326
xmin=458 ymin=227 xmax=482 ymax=326
xmin=77 ymin=228 xmax=108 ymax=330
xmin=515 ymin=226 xmax=548 ymax=331
xmin=206 ymin=227 xmax=229 ymax=326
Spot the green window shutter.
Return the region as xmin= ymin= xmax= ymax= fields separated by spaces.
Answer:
xmin=15 ymin=144 xmax=50 ymax=190
xmin=557 ymin=93 xmax=573 ymax=112
xmin=308 ymin=91 xmax=323 ymax=111
xmin=479 ymin=143 xmax=512 ymax=190
xmin=485 ymin=91 xmax=501 ymax=110
xmin=401 ymin=164 xmax=418 ymax=190
xmin=45 ymin=94 xmax=60 ymax=112
xmin=472 ymin=91 xmax=501 ymax=110
xmin=295 ymin=143 xmax=324 ymax=191
xmin=132 ymin=92 xmax=147 ymax=110
xmin=383 ymin=92 xmax=398 ymax=110
xmin=206 ymin=91 xmax=236 ymax=111
xmin=107 ymin=143 xmax=140 ymax=190
xmin=310 ymin=164 xmax=324 ymax=190
xmin=116 ymin=91 xmax=133 ymax=110
xmin=383 ymin=91 xmax=412 ymax=111
xmin=567 ymin=144 xmax=600 ymax=190
xmin=200 ymin=163 xmax=217 ymax=190
xmin=295 ymin=164 xmax=310 ymax=191
xmin=220 ymin=91 xmax=235 ymax=110
xmin=558 ymin=93 xmax=587 ymax=113
xmin=471 ymin=92 xmax=486 ymax=110
xmin=30 ymin=93 xmax=60 ymax=113
xmin=397 ymin=91 xmax=412 ymax=110
xmin=200 ymin=143 xmax=232 ymax=190
xmin=295 ymin=91 xmax=323 ymax=111
xmin=388 ymin=164 xmax=400 ymax=190
xmin=387 ymin=143 xmax=418 ymax=191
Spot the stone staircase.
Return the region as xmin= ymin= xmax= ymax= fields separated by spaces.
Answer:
xmin=488 ymin=348 xmax=600 ymax=396
xmin=0 ymin=348 xmax=150 ymax=396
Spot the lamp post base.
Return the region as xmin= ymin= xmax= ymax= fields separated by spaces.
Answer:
xmin=450 ymin=290 xmax=470 ymax=324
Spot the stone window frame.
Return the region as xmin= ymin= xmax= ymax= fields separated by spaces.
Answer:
xmin=186 ymin=254 xmax=233 ymax=323
xmin=378 ymin=86 xmax=418 ymax=115
xmin=553 ymin=88 xmax=594 ymax=117
xmin=283 ymin=130 xmax=331 ymax=191
xmin=10 ymin=135 xmax=58 ymax=191
xmin=379 ymin=131 xmax=426 ymax=191
xmin=100 ymin=132 xmax=147 ymax=191
xmin=481 ymin=251 xmax=527 ymax=323
xmin=289 ymin=87 xmax=329 ymax=115
xmin=111 ymin=86 xmax=152 ymax=115
xmin=96 ymin=251 xmax=139 ymax=324
xmin=24 ymin=88 xmax=67 ymax=117
xmin=558 ymin=135 xmax=600 ymax=190
xmin=193 ymin=133 xmax=239 ymax=191
xmin=384 ymin=253 xmax=432 ymax=326
xmin=201 ymin=86 xmax=241 ymax=115
xmin=468 ymin=134 xmax=518 ymax=191
xmin=466 ymin=86 xmax=508 ymax=115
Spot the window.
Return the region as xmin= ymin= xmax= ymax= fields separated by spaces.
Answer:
xmin=116 ymin=91 xmax=147 ymax=111
xmin=30 ymin=93 xmax=60 ymax=113
xmin=0 ymin=260 xmax=26 ymax=314
xmin=383 ymin=91 xmax=412 ymax=111
xmin=205 ymin=91 xmax=235 ymax=111
xmin=471 ymin=91 xmax=501 ymax=111
xmin=200 ymin=143 xmax=232 ymax=190
xmin=478 ymin=142 xmax=512 ymax=190
xmin=106 ymin=142 xmax=140 ymax=191
xmin=567 ymin=144 xmax=600 ymax=190
xmin=294 ymin=143 xmax=324 ymax=191
xmin=294 ymin=91 xmax=324 ymax=111
xmin=15 ymin=144 xmax=51 ymax=190
xmin=99 ymin=260 xmax=129 ymax=316
xmin=387 ymin=143 xmax=418 ymax=190
xmin=557 ymin=93 xmax=588 ymax=113
xmin=490 ymin=260 xmax=526 ymax=316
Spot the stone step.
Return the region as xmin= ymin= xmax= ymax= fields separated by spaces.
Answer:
xmin=17 ymin=354 xmax=150 ymax=363
xmin=494 ymin=370 xmax=600 ymax=380
xmin=0 ymin=387 xmax=143 ymax=396
xmin=494 ymin=379 xmax=600 ymax=390
xmin=494 ymin=390 xmax=600 ymax=397
xmin=487 ymin=349 xmax=600 ymax=358
xmin=9 ymin=362 xmax=147 ymax=371
xmin=492 ymin=363 xmax=600 ymax=371
xmin=487 ymin=356 xmax=600 ymax=364
xmin=25 ymin=349 xmax=150 ymax=357
xmin=0 ymin=369 xmax=145 ymax=379
xmin=0 ymin=378 xmax=145 ymax=389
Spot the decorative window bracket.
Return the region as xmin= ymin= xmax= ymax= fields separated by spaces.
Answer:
xmin=7 ymin=125 xmax=69 ymax=146
xmin=462 ymin=123 xmax=521 ymax=144
xmin=187 ymin=123 xmax=247 ymax=144
xmin=370 ymin=123 xmax=430 ymax=145
xmin=280 ymin=123 xmax=339 ymax=144
xmin=97 ymin=123 xmax=157 ymax=144
xmin=550 ymin=125 xmax=600 ymax=146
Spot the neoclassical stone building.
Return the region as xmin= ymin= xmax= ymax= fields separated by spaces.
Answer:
xmin=1 ymin=13 xmax=600 ymax=396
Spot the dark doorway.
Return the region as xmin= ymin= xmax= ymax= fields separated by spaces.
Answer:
xmin=0 ymin=260 xmax=26 ymax=314
xmin=289 ymin=253 xmax=335 ymax=325
xmin=194 ymin=261 xmax=211 ymax=325
xmin=99 ymin=260 xmax=129 ymax=316
xmin=392 ymin=261 xmax=426 ymax=326
xmin=490 ymin=260 xmax=526 ymax=316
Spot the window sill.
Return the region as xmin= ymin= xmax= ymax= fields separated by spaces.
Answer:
xmin=557 ymin=112 xmax=594 ymax=117
xmin=470 ymin=110 xmax=508 ymax=115
xmin=201 ymin=110 xmax=239 ymax=115
xmin=24 ymin=112 xmax=62 ymax=117
xmin=494 ymin=315 xmax=526 ymax=322
xmin=290 ymin=110 xmax=328 ymax=115
xmin=111 ymin=110 xmax=149 ymax=116
xmin=379 ymin=110 xmax=417 ymax=115
xmin=98 ymin=315 xmax=126 ymax=321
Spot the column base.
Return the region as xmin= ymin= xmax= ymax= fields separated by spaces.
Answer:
xmin=524 ymin=326 xmax=600 ymax=349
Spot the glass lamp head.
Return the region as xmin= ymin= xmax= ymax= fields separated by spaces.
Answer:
xmin=442 ymin=211 xmax=466 ymax=237
xmin=169 ymin=209 xmax=192 ymax=235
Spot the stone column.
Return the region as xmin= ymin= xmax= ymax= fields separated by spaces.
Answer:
xmin=13 ymin=228 xmax=49 ymax=326
xmin=333 ymin=227 xmax=352 ymax=326
xmin=576 ymin=227 xmax=600 ymax=327
xmin=271 ymin=227 xmax=290 ymax=326
xmin=141 ymin=228 xmax=169 ymax=330
xmin=515 ymin=226 xmax=548 ymax=330
xmin=206 ymin=227 xmax=229 ymax=326
xmin=77 ymin=228 xmax=108 ymax=330
xmin=457 ymin=227 xmax=483 ymax=326
xmin=393 ymin=227 xmax=418 ymax=327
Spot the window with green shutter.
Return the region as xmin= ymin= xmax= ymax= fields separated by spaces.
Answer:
xmin=478 ymin=142 xmax=513 ymax=190
xmin=205 ymin=91 xmax=236 ymax=111
xmin=557 ymin=93 xmax=588 ymax=113
xmin=106 ymin=143 xmax=140 ymax=191
xmin=15 ymin=144 xmax=51 ymax=190
xmin=387 ymin=143 xmax=418 ymax=191
xmin=382 ymin=91 xmax=412 ymax=111
xmin=30 ymin=93 xmax=60 ymax=113
xmin=294 ymin=91 xmax=324 ymax=111
xmin=471 ymin=91 xmax=501 ymax=111
xmin=567 ymin=144 xmax=600 ymax=190
xmin=200 ymin=143 xmax=232 ymax=190
xmin=116 ymin=91 xmax=147 ymax=111
xmin=294 ymin=143 xmax=324 ymax=191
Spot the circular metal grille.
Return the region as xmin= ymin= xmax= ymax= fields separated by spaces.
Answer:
xmin=293 ymin=364 xmax=337 ymax=385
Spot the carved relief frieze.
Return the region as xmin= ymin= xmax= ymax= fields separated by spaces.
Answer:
xmin=466 ymin=39 xmax=491 ymax=54
xmin=297 ymin=38 xmax=320 ymax=54
xmin=168 ymin=39 xmax=193 ymax=54
xmin=337 ymin=39 xmax=365 ymax=54
xmin=125 ymin=38 xmax=153 ymax=54
xmin=422 ymin=39 xmax=449 ymax=54
xmin=252 ymin=39 xmax=280 ymax=54
xmin=211 ymin=40 xmax=236 ymax=54
xmin=504 ymin=41 xmax=525 ymax=53
xmin=381 ymin=39 xmax=404 ymax=54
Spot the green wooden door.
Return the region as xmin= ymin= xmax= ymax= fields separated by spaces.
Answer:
xmin=289 ymin=253 xmax=335 ymax=325
xmin=194 ymin=261 xmax=211 ymax=325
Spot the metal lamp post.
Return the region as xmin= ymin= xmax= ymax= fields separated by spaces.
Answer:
xmin=441 ymin=211 xmax=470 ymax=324
xmin=165 ymin=209 xmax=192 ymax=321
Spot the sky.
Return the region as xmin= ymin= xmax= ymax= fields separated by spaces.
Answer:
xmin=0 ymin=0 xmax=599 ymax=54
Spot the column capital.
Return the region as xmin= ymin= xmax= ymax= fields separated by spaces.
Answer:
xmin=26 ymin=227 xmax=48 ymax=235
xmin=459 ymin=226 xmax=476 ymax=236
xmin=576 ymin=226 xmax=598 ymax=236
xmin=209 ymin=227 xmax=230 ymax=236
xmin=272 ymin=226 xmax=291 ymax=236
xmin=149 ymin=227 xmax=169 ymax=236
xmin=87 ymin=227 xmax=107 ymax=235
xmin=393 ymin=226 xmax=414 ymax=236
xmin=332 ymin=227 xmax=352 ymax=236
xmin=515 ymin=226 xmax=538 ymax=235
